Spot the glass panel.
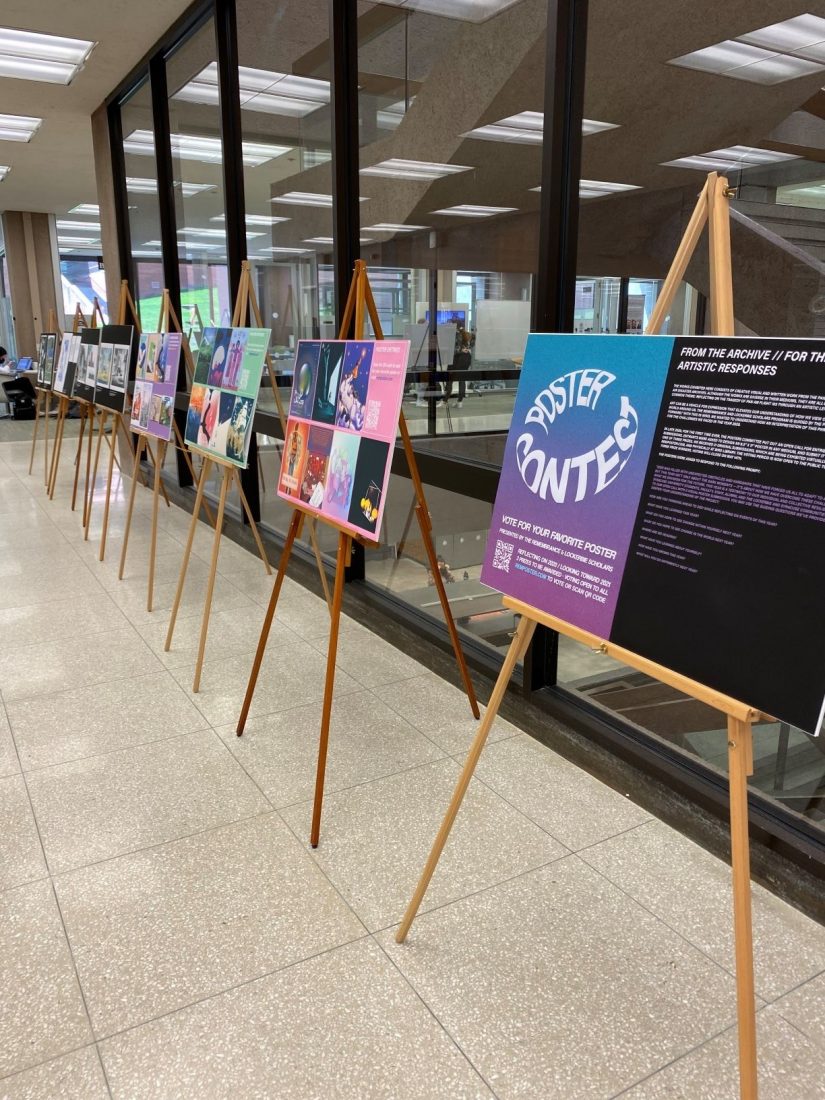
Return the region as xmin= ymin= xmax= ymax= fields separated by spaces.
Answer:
xmin=59 ymin=259 xmax=109 ymax=322
xmin=166 ymin=19 xmax=232 ymax=329
xmin=566 ymin=0 xmax=825 ymax=826
xmin=356 ymin=0 xmax=546 ymax=658
xmin=235 ymin=0 xmax=334 ymax=550
xmin=120 ymin=79 xmax=165 ymax=332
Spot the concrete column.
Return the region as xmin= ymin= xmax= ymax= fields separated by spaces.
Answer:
xmin=1 ymin=211 xmax=62 ymax=354
xmin=92 ymin=104 xmax=123 ymax=320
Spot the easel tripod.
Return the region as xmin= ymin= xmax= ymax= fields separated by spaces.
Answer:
xmin=396 ymin=174 xmax=761 ymax=1100
xmin=29 ymin=307 xmax=61 ymax=488
xmin=236 ymin=260 xmax=480 ymax=850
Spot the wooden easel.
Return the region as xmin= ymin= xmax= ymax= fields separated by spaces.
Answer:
xmin=395 ymin=174 xmax=761 ymax=1100
xmin=46 ymin=304 xmax=89 ymax=502
xmin=235 ymin=260 xmax=480 ymax=849
xmin=162 ymin=274 xmax=278 ymax=680
xmin=233 ymin=260 xmax=332 ymax=611
xmin=29 ymin=308 xmax=61 ymax=487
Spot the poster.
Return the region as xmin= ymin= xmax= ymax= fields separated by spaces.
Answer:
xmin=71 ymin=329 xmax=100 ymax=403
xmin=36 ymin=333 xmax=57 ymax=388
xmin=277 ymin=338 xmax=410 ymax=542
xmin=95 ymin=325 xmax=136 ymax=413
xmin=53 ymin=333 xmax=79 ymax=397
xmin=482 ymin=334 xmax=825 ymax=735
xmin=184 ymin=327 xmax=269 ymax=468
xmin=131 ymin=331 xmax=182 ymax=440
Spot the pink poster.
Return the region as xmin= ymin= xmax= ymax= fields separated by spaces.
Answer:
xmin=278 ymin=338 xmax=409 ymax=542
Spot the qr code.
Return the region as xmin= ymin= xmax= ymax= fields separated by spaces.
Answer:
xmin=492 ymin=539 xmax=514 ymax=572
xmin=364 ymin=401 xmax=380 ymax=431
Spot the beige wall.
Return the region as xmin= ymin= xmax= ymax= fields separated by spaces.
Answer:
xmin=1 ymin=211 xmax=62 ymax=353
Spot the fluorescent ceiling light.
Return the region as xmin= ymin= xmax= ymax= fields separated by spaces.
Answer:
xmin=57 ymin=236 xmax=99 ymax=246
xmin=177 ymin=241 xmax=223 ymax=251
xmin=174 ymin=62 xmax=330 ymax=119
xmin=0 ymin=112 xmax=41 ymax=142
xmin=0 ymin=28 xmax=95 ymax=85
xmin=132 ymin=250 xmax=162 ymax=258
xmin=124 ymin=129 xmax=290 ymax=167
xmin=303 ymin=236 xmax=375 ymax=244
xmin=0 ymin=165 xmax=9 ymax=181
xmin=370 ymin=1 xmax=521 ymax=23
xmin=210 ymin=214 xmax=289 ymax=226
xmin=431 ymin=204 xmax=516 ymax=217
xmin=177 ymin=225 xmax=264 ymax=240
xmin=259 ymin=246 xmax=311 ymax=254
xmin=362 ymin=223 xmax=428 ymax=232
xmin=740 ymin=14 xmax=825 ymax=62
xmin=272 ymin=191 xmax=333 ymax=207
xmin=662 ymin=146 xmax=800 ymax=171
xmin=68 ymin=203 xmax=100 ymax=216
xmin=360 ymin=158 xmax=472 ymax=181
xmin=669 ymin=26 xmax=825 ymax=84
xmin=463 ymin=110 xmax=618 ymax=144
xmin=377 ymin=99 xmax=414 ymax=128
xmin=302 ymin=149 xmax=332 ymax=167
xmin=579 ymin=179 xmax=641 ymax=198
xmin=57 ymin=219 xmax=102 ymax=232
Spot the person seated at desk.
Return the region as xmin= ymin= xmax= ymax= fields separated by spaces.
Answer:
xmin=0 ymin=346 xmax=8 ymax=368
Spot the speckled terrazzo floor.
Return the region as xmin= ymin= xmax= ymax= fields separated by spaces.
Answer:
xmin=0 ymin=427 xmax=824 ymax=1099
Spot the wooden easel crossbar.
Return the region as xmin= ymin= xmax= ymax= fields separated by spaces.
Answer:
xmin=235 ymin=259 xmax=480 ymax=850
xmin=395 ymin=174 xmax=761 ymax=1100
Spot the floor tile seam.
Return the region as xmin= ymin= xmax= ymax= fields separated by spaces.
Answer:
xmin=209 ymin=678 xmax=381 ymax=735
xmin=92 ymin=1041 xmax=115 ymax=1099
xmin=0 ymin=868 xmax=51 ymax=896
xmin=17 ymin=720 xmax=215 ymax=777
xmin=0 ymin=613 xmax=137 ymax=652
xmin=1 ymin=644 xmax=168 ymax=705
xmin=92 ymin=930 xmax=374 ymax=1047
xmin=771 ymin=1008 xmax=821 ymax=1047
xmin=764 ymin=963 xmax=825 ymax=1006
xmin=209 ymin=721 xmax=278 ymax=812
xmin=271 ymin=748 xmax=461 ymax=817
xmin=0 ymin=1040 xmax=101 ymax=1088
xmin=571 ymin=817 xmax=656 ymax=856
xmin=48 ymin=806 xmax=281 ymax=882
xmin=272 ymin=804 xmax=377 ymax=936
xmin=571 ymin=851 xmax=767 ymax=998
xmin=370 ymin=931 xmax=503 ymax=1100
xmin=370 ymin=849 xmax=577 ymax=937
xmin=608 ymin=1000 xmax=790 ymax=1100
xmin=1 ymin=689 xmax=99 ymax=1056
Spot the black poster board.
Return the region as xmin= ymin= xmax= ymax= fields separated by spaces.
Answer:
xmin=54 ymin=333 xmax=80 ymax=398
xmin=36 ymin=333 xmax=57 ymax=389
xmin=94 ymin=324 xmax=135 ymax=412
xmin=71 ymin=328 xmax=100 ymax=404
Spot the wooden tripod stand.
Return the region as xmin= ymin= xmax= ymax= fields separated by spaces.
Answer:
xmin=46 ymin=304 xmax=92 ymax=505
xmin=29 ymin=308 xmax=61 ymax=488
xmin=235 ymin=259 xmax=480 ymax=850
xmin=395 ymin=173 xmax=761 ymax=1100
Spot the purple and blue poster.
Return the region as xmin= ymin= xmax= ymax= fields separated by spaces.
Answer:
xmin=483 ymin=334 xmax=825 ymax=735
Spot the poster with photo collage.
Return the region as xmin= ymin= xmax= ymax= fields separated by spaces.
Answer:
xmin=277 ymin=339 xmax=410 ymax=542
xmin=130 ymin=331 xmax=182 ymax=440
xmin=36 ymin=333 xmax=57 ymax=389
xmin=184 ymin=326 xmax=269 ymax=468
xmin=71 ymin=328 xmax=100 ymax=403
xmin=95 ymin=325 xmax=136 ymax=413
xmin=53 ymin=333 xmax=80 ymax=397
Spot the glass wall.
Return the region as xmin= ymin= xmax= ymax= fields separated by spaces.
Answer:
xmin=560 ymin=0 xmax=825 ymax=829
xmin=166 ymin=19 xmax=232 ymax=330
xmin=355 ymin=0 xmax=546 ymax=653
xmin=120 ymin=79 xmax=165 ymax=331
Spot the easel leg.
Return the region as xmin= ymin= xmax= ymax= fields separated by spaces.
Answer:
xmin=173 ymin=420 xmax=216 ymax=527
xmin=118 ymin=436 xmax=145 ymax=580
xmin=81 ymin=405 xmax=96 ymax=527
xmin=28 ymin=391 xmax=41 ymax=477
xmin=70 ymin=405 xmax=87 ymax=509
xmin=396 ymin=615 xmax=537 ymax=942
xmin=148 ymin=441 xmax=167 ymax=612
xmin=236 ymin=509 xmax=303 ymax=735
xmin=308 ymin=519 xmax=333 ymax=613
xmin=85 ymin=410 xmax=107 ymax=540
xmin=192 ymin=467 xmax=230 ymax=693
xmin=310 ymin=532 xmax=350 ymax=849
xmin=47 ymin=399 xmax=66 ymax=499
xmin=43 ymin=391 xmax=51 ymax=488
xmin=146 ymin=441 xmax=171 ymax=508
xmin=165 ymin=458 xmax=212 ymax=653
xmin=232 ymin=468 xmax=272 ymax=575
xmin=727 ymin=716 xmax=758 ymax=1100
xmin=98 ymin=411 xmax=119 ymax=562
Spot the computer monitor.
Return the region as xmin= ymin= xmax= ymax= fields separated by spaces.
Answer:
xmin=424 ymin=309 xmax=467 ymax=327
xmin=16 ymin=357 xmax=33 ymax=371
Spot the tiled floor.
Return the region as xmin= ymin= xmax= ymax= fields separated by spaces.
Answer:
xmin=0 ymin=424 xmax=824 ymax=1099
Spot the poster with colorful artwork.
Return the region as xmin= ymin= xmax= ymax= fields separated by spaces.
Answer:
xmin=184 ymin=327 xmax=269 ymax=468
xmin=94 ymin=325 xmax=136 ymax=412
xmin=130 ymin=331 xmax=182 ymax=440
xmin=71 ymin=328 xmax=100 ymax=403
xmin=278 ymin=339 xmax=410 ymax=542
xmin=36 ymin=333 xmax=57 ymax=389
xmin=482 ymin=333 xmax=825 ymax=735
